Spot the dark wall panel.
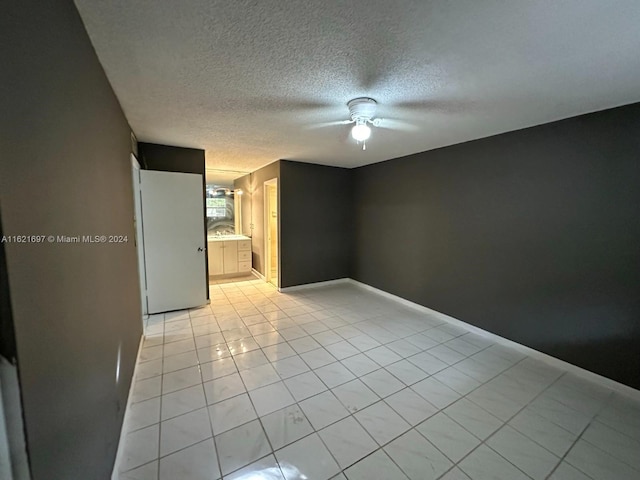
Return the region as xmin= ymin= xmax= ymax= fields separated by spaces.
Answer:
xmin=138 ymin=142 xmax=205 ymax=176
xmin=280 ymin=160 xmax=352 ymax=288
xmin=138 ymin=142 xmax=209 ymax=295
xmin=353 ymin=103 xmax=640 ymax=389
xmin=0 ymin=1 xmax=142 ymax=478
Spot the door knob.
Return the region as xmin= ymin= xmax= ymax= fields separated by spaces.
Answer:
xmin=197 ymin=247 xmax=203 ymax=252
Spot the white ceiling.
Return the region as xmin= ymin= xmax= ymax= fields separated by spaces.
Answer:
xmin=74 ymin=0 xmax=640 ymax=171
xmin=205 ymin=168 xmax=247 ymax=186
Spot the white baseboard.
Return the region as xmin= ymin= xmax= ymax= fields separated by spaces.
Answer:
xmin=251 ymin=268 xmax=265 ymax=281
xmin=111 ymin=332 xmax=145 ymax=479
xmin=350 ymin=279 xmax=640 ymax=402
xmin=278 ymin=277 xmax=351 ymax=293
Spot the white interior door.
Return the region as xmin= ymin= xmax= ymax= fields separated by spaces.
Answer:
xmin=140 ymin=170 xmax=207 ymax=313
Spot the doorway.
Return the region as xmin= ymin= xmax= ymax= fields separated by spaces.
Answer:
xmin=264 ymin=179 xmax=279 ymax=287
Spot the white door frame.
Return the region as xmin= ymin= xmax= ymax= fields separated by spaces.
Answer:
xmin=263 ymin=178 xmax=279 ymax=287
xmin=131 ymin=155 xmax=147 ymax=317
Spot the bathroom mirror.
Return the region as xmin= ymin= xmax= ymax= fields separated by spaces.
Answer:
xmin=233 ymin=171 xmax=253 ymax=238
xmin=205 ymin=168 xmax=249 ymax=236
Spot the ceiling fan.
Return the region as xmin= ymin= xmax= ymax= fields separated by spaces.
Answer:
xmin=340 ymin=97 xmax=380 ymax=150
xmin=311 ymin=97 xmax=416 ymax=151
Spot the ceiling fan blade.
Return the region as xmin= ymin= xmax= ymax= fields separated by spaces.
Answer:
xmin=205 ymin=96 xmax=335 ymax=114
xmin=373 ymin=118 xmax=418 ymax=132
xmin=341 ymin=126 xmax=354 ymax=145
xmin=306 ymin=120 xmax=353 ymax=130
xmin=392 ymin=98 xmax=474 ymax=114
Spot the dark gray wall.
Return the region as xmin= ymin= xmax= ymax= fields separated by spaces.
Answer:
xmin=353 ymin=103 xmax=640 ymax=389
xmin=138 ymin=142 xmax=209 ymax=295
xmin=0 ymin=1 xmax=142 ymax=478
xmin=235 ymin=160 xmax=353 ymax=288
xmin=280 ymin=160 xmax=352 ymax=288
xmin=138 ymin=142 xmax=205 ymax=176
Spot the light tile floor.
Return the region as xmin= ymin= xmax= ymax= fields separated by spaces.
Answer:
xmin=118 ymin=277 xmax=640 ymax=480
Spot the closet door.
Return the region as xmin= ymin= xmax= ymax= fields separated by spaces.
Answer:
xmin=140 ymin=170 xmax=206 ymax=313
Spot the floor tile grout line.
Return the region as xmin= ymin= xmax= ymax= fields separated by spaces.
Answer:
xmin=215 ymin=283 xmax=289 ymax=479
xmin=542 ymin=390 xmax=614 ymax=480
xmin=254 ymin=333 xmax=497 ymax=476
xmin=398 ymin=354 xmax=540 ymax=480
xmin=228 ymin=285 xmax=338 ymax=475
xmin=577 ymin=425 xmax=640 ymax=474
xmin=209 ymin=282 xmax=461 ymax=477
xmin=145 ymin=436 xmax=219 ymax=478
xmin=132 ymin=279 xmax=636 ymax=480
xmin=187 ymin=311 xmax=223 ymax=480
xmin=546 ymin=388 xmax=637 ymax=480
xmin=154 ymin=317 xmax=165 ymax=480
xmin=393 ymin=345 xmax=527 ymax=464
xmin=141 ymin=312 xmax=221 ymax=475
xmin=503 ymin=369 xmax=605 ymax=447
xmin=144 ymin=307 xmax=235 ymax=472
xmin=314 ymin=416 xmax=373 ymax=476
xmin=212 ymin=302 xmax=497 ymax=426
xmin=204 ymin=391 xmax=407 ymax=477
xmin=129 ymin=328 xmax=490 ymax=436
xmin=446 ymin=363 xmax=605 ymax=480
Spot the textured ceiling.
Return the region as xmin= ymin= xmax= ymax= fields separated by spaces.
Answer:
xmin=205 ymin=168 xmax=247 ymax=187
xmin=74 ymin=0 xmax=640 ymax=172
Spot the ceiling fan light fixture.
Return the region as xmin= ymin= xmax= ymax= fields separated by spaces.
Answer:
xmin=351 ymin=123 xmax=371 ymax=141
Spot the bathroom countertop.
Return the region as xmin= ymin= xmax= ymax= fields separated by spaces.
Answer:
xmin=207 ymin=235 xmax=251 ymax=242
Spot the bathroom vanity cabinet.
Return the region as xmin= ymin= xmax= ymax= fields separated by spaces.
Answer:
xmin=208 ymin=236 xmax=252 ymax=277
